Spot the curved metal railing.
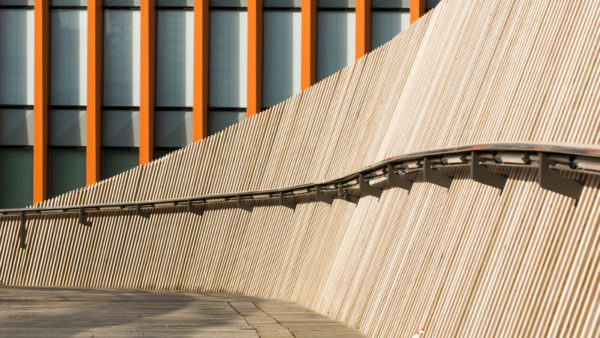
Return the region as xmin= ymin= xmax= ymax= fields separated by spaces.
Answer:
xmin=2 ymin=142 xmax=600 ymax=248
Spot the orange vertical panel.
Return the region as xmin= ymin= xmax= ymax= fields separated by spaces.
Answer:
xmin=140 ymin=0 xmax=156 ymax=165
xmin=33 ymin=0 xmax=49 ymax=204
xmin=86 ymin=0 xmax=102 ymax=186
xmin=301 ymin=0 xmax=317 ymax=90
xmin=193 ymin=0 xmax=209 ymax=141
xmin=355 ymin=0 xmax=371 ymax=60
xmin=410 ymin=0 xmax=426 ymax=24
xmin=247 ymin=0 xmax=263 ymax=118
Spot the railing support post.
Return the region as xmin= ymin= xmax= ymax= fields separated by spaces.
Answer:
xmin=79 ymin=208 xmax=92 ymax=227
xmin=471 ymin=152 xmax=507 ymax=192
xmin=338 ymin=185 xmax=358 ymax=204
xmin=316 ymin=186 xmax=333 ymax=204
xmin=387 ymin=164 xmax=413 ymax=192
xmin=237 ymin=196 xmax=254 ymax=212
xmin=136 ymin=205 xmax=150 ymax=218
xmin=424 ymin=158 xmax=453 ymax=189
xmin=188 ymin=200 xmax=204 ymax=216
xmin=279 ymin=192 xmax=296 ymax=210
xmin=19 ymin=212 xmax=27 ymax=249
xmin=359 ymin=174 xmax=382 ymax=198
xmin=538 ymin=152 xmax=583 ymax=200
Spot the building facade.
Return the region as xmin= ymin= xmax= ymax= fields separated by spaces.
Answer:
xmin=0 ymin=0 xmax=439 ymax=208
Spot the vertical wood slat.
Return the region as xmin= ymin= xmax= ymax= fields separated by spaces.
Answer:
xmin=4 ymin=1 xmax=600 ymax=337
xmin=33 ymin=0 xmax=49 ymax=204
xmin=301 ymin=0 xmax=317 ymax=90
xmin=247 ymin=0 xmax=263 ymax=117
xmin=355 ymin=0 xmax=371 ymax=59
xmin=86 ymin=0 xmax=102 ymax=186
xmin=140 ymin=0 xmax=156 ymax=164
xmin=193 ymin=0 xmax=210 ymax=141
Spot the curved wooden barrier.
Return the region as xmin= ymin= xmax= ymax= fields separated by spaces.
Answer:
xmin=3 ymin=142 xmax=600 ymax=238
xmin=2 ymin=1 xmax=600 ymax=336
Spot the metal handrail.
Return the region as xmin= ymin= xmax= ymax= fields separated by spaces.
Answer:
xmin=1 ymin=142 xmax=599 ymax=220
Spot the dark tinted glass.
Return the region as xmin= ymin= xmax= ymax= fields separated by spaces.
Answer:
xmin=317 ymin=0 xmax=354 ymax=8
xmin=50 ymin=148 xmax=86 ymax=198
xmin=264 ymin=0 xmax=301 ymax=8
xmin=51 ymin=0 xmax=87 ymax=6
xmin=157 ymin=0 xmax=193 ymax=7
xmin=102 ymin=148 xmax=139 ymax=179
xmin=372 ymin=0 xmax=409 ymax=9
xmin=104 ymin=0 xmax=140 ymax=7
xmin=0 ymin=0 xmax=35 ymax=6
xmin=210 ymin=0 xmax=247 ymax=7
xmin=0 ymin=148 xmax=33 ymax=208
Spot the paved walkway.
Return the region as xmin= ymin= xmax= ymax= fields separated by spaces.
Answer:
xmin=0 ymin=287 xmax=364 ymax=337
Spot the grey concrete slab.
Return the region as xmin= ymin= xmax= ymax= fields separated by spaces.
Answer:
xmin=0 ymin=287 xmax=364 ymax=337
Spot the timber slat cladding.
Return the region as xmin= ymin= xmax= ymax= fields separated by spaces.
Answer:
xmin=2 ymin=0 xmax=600 ymax=336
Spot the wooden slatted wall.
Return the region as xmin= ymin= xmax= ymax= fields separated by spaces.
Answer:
xmin=2 ymin=0 xmax=600 ymax=336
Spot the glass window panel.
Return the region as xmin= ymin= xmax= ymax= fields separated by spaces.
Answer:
xmin=264 ymin=0 xmax=301 ymax=8
xmin=154 ymin=148 xmax=174 ymax=159
xmin=102 ymin=148 xmax=138 ymax=179
xmin=209 ymin=10 xmax=247 ymax=108
xmin=103 ymin=9 xmax=140 ymax=106
xmin=317 ymin=0 xmax=355 ymax=8
xmin=0 ymin=109 xmax=34 ymax=146
xmin=0 ymin=0 xmax=34 ymax=6
xmin=102 ymin=110 xmax=140 ymax=147
xmin=372 ymin=0 xmax=409 ymax=9
xmin=51 ymin=0 xmax=87 ymax=6
xmin=50 ymin=110 xmax=86 ymax=146
xmin=0 ymin=9 xmax=34 ymax=105
xmin=0 ymin=148 xmax=33 ymax=208
xmin=210 ymin=0 xmax=247 ymax=7
xmin=371 ymin=11 xmax=409 ymax=49
xmin=155 ymin=110 xmax=192 ymax=148
xmin=263 ymin=10 xmax=301 ymax=108
xmin=50 ymin=148 xmax=85 ymax=198
xmin=208 ymin=110 xmax=245 ymax=135
xmin=427 ymin=0 xmax=441 ymax=9
xmin=316 ymin=11 xmax=355 ymax=81
xmin=156 ymin=10 xmax=193 ymax=107
xmin=104 ymin=0 xmax=140 ymax=6
xmin=157 ymin=0 xmax=193 ymax=7
xmin=51 ymin=9 xmax=87 ymax=106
